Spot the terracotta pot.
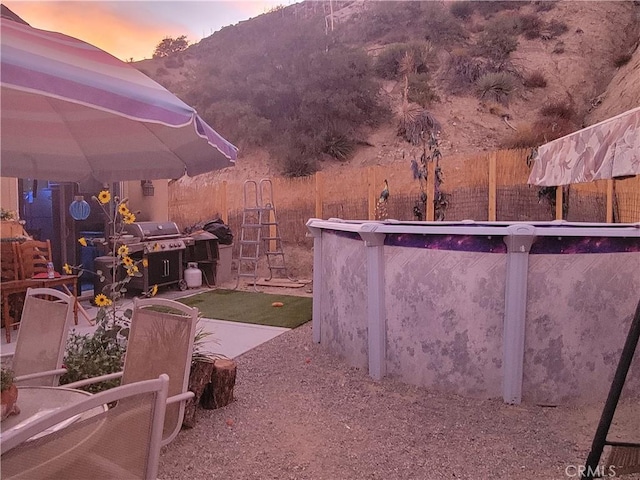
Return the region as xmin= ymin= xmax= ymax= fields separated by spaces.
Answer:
xmin=1 ymin=384 xmax=20 ymax=421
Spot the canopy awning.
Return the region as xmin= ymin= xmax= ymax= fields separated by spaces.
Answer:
xmin=527 ymin=107 xmax=640 ymax=186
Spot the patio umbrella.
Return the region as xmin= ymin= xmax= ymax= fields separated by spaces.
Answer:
xmin=0 ymin=17 xmax=238 ymax=183
xmin=528 ymin=107 xmax=639 ymax=186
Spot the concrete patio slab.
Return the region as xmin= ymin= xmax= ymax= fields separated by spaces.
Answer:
xmin=0 ymin=287 xmax=290 ymax=359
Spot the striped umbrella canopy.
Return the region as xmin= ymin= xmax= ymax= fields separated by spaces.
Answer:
xmin=0 ymin=17 xmax=238 ymax=183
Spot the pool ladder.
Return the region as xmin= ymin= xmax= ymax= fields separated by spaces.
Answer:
xmin=234 ymin=179 xmax=293 ymax=290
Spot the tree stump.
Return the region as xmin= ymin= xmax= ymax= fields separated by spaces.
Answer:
xmin=182 ymin=359 xmax=215 ymax=429
xmin=201 ymin=358 xmax=237 ymax=410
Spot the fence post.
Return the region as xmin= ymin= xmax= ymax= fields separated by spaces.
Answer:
xmin=488 ymin=152 xmax=497 ymax=221
xmin=426 ymin=161 xmax=436 ymax=221
xmin=606 ymin=179 xmax=614 ymax=223
xmin=368 ymin=167 xmax=376 ymax=220
xmin=555 ymin=186 xmax=563 ymax=220
xmin=315 ymin=172 xmax=324 ymax=219
xmin=221 ymin=181 xmax=228 ymax=224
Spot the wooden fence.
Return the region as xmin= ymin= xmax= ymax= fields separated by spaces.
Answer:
xmin=169 ymin=149 xmax=640 ymax=247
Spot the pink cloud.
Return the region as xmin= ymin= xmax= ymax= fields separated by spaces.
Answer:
xmin=3 ymin=1 xmax=197 ymax=60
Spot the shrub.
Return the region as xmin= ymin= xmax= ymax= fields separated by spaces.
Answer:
xmin=503 ymin=116 xmax=577 ymax=150
xmin=359 ymin=2 xmax=426 ymax=42
xmin=532 ymin=116 xmax=576 ymax=142
xmin=59 ymin=309 xmax=130 ymax=394
xmin=446 ymin=53 xmax=487 ymax=93
xmin=375 ymin=42 xmax=435 ymax=79
xmin=540 ymin=101 xmax=575 ymax=120
xmin=164 ymin=55 xmax=184 ymax=69
xmin=552 ymin=41 xmax=565 ymax=54
xmin=280 ymin=154 xmax=318 ymax=178
xmin=323 ymin=133 xmax=355 ymax=161
xmin=450 ymin=1 xmax=475 ymax=20
xmin=1 ymin=367 xmax=15 ymax=392
xmin=474 ymin=1 xmax=528 ymax=18
xmin=204 ymin=101 xmax=271 ymax=149
xmin=613 ymin=53 xmax=633 ymax=68
xmin=545 ymin=19 xmax=569 ymax=39
xmin=487 ymin=15 xmax=521 ymax=35
xmin=381 ymin=31 xmax=411 ymax=44
xmin=523 ymin=70 xmax=547 ymax=88
xmin=501 ymin=126 xmax=541 ymax=149
xmin=476 ymin=72 xmax=519 ymax=104
xmin=519 ymin=13 xmax=543 ymax=39
xmin=474 ymin=25 xmax=519 ymax=61
xmin=500 ymin=120 xmax=567 ymax=149
xmin=422 ymin=2 xmax=468 ymax=45
xmin=407 ymin=72 xmax=440 ymax=107
xmin=534 ymin=1 xmax=557 ymax=12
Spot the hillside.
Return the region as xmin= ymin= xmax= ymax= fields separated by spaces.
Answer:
xmin=136 ymin=1 xmax=640 ymax=182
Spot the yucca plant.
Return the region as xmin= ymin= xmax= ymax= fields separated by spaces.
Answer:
xmin=476 ymin=72 xmax=518 ymax=105
xmin=323 ymin=133 xmax=355 ymax=161
xmin=397 ymin=103 xmax=441 ymax=146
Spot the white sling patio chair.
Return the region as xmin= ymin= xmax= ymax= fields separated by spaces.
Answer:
xmin=0 ymin=287 xmax=73 ymax=387
xmin=0 ymin=374 xmax=170 ymax=480
xmin=63 ymin=297 xmax=199 ymax=446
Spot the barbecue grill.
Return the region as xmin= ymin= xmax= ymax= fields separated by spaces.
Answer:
xmin=121 ymin=221 xmax=193 ymax=292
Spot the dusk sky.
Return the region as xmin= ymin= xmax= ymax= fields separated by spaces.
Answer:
xmin=3 ymin=1 xmax=291 ymax=61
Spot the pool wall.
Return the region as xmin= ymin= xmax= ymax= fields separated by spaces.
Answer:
xmin=307 ymin=219 xmax=640 ymax=405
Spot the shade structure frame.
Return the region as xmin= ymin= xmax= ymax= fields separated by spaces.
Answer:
xmin=528 ymin=107 xmax=640 ymax=187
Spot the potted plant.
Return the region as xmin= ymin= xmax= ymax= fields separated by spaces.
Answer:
xmin=1 ymin=366 xmax=20 ymax=421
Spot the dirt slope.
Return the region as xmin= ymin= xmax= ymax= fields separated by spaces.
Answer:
xmin=146 ymin=2 xmax=639 ymax=184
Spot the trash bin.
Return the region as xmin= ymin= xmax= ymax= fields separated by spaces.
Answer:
xmin=93 ymin=256 xmax=120 ymax=297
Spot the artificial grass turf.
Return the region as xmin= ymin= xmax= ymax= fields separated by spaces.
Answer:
xmin=178 ymin=288 xmax=312 ymax=329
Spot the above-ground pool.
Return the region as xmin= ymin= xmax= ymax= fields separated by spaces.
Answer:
xmin=306 ymin=219 xmax=640 ymax=405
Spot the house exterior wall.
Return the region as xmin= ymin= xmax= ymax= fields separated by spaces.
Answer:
xmin=122 ymin=179 xmax=169 ymax=222
xmin=1 ymin=178 xmax=19 ymax=214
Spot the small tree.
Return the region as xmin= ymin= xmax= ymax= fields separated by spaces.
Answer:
xmin=153 ymin=35 xmax=189 ymax=59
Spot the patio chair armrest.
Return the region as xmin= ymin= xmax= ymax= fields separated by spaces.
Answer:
xmin=166 ymin=391 xmax=195 ymax=405
xmin=62 ymin=371 xmax=124 ymax=389
xmin=15 ymin=368 xmax=68 ymax=383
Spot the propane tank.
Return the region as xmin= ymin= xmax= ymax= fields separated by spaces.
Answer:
xmin=184 ymin=262 xmax=203 ymax=289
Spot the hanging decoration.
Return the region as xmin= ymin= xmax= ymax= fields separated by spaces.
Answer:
xmin=69 ymin=196 xmax=91 ymax=220
xmin=141 ymin=180 xmax=155 ymax=197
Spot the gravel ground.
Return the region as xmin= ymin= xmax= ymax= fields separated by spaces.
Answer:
xmin=157 ymin=320 xmax=639 ymax=480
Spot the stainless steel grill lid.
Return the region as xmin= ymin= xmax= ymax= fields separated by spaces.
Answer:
xmin=123 ymin=221 xmax=181 ymax=240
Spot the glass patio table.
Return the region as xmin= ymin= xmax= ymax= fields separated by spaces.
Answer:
xmin=1 ymin=386 xmax=107 ymax=478
xmin=1 ymin=386 xmax=105 ymax=435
